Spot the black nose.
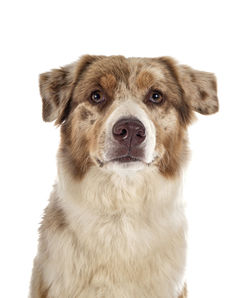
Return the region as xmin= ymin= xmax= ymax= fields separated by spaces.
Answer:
xmin=112 ymin=118 xmax=146 ymax=147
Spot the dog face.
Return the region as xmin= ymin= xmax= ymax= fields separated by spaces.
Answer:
xmin=40 ymin=55 xmax=218 ymax=179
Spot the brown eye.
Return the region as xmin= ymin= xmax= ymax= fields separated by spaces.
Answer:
xmin=90 ymin=90 xmax=105 ymax=103
xmin=148 ymin=90 xmax=163 ymax=104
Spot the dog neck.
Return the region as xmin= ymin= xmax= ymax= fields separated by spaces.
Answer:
xmin=56 ymin=159 xmax=184 ymax=215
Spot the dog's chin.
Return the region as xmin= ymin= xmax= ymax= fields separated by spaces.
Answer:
xmin=105 ymin=159 xmax=146 ymax=173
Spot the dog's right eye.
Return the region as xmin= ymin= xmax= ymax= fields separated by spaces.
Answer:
xmin=90 ymin=90 xmax=105 ymax=104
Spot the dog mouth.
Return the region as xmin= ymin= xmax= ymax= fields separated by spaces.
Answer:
xmin=110 ymin=155 xmax=141 ymax=163
xmin=96 ymin=154 xmax=159 ymax=168
xmin=96 ymin=154 xmax=144 ymax=167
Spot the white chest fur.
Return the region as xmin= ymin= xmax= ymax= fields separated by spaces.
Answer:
xmin=43 ymin=166 xmax=187 ymax=298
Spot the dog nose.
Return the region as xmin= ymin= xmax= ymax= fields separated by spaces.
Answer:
xmin=112 ymin=118 xmax=146 ymax=147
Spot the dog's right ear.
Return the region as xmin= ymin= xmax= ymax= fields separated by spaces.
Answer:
xmin=39 ymin=64 xmax=74 ymax=124
xmin=39 ymin=55 xmax=97 ymax=125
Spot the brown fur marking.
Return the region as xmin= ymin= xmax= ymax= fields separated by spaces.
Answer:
xmin=80 ymin=106 xmax=94 ymax=120
xmin=100 ymin=74 xmax=117 ymax=93
xmin=136 ymin=71 xmax=154 ymax=90
xmin=199 ymin=89 xmax=208 ymax=100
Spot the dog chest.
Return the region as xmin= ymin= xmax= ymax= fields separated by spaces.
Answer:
xmin=41 ymin=188 xmax=186 ymax=297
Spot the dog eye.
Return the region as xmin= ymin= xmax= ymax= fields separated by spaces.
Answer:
xmin=90 ymin=90 xmax=105 ymax=103
xmin=148 ymin=90 xmax=163 ymax=104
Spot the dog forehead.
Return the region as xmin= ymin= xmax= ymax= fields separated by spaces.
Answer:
xmin=127 ymin=58 xmax=166 ymax=88
xmin=77 ymin=56 xmax=166 ymax=91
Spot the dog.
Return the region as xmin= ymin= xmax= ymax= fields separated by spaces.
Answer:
xmin=30 ymin=55 xmax=218 ymax=298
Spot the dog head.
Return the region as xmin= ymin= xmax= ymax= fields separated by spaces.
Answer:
xmin=40 ymin=55 xmax=218 ymax=179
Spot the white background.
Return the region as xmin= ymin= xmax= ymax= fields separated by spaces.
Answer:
xmin=0 ymin=0 xmax=249 ymax=297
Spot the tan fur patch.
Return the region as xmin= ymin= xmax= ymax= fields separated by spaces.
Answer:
xmin=100 ymin=74 xmax=117 ymax=93
xmin=136 ymin=71 xmax=154 ymax=89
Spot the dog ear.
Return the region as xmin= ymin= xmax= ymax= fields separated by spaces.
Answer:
xmin=39 ymin=64 xmax=74 ymax=124
xmin=39 ymin=55 xmax=97 ymax=125
xmin=178 ymin=64 xmax=219 ymax=115
xmin=158 ymin=57 xmax=219 ymax=115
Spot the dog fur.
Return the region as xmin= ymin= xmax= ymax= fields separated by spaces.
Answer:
xmin=30 ymin=55 xmax=218 ymax=298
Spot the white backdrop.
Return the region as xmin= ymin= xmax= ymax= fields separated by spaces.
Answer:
xmin=0 ymin=1 xmax=249 ymax=297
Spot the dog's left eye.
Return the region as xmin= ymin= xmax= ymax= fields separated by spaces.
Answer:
xmin=90 ymin=90 xmax=105 ymax=104
xmin=148 ymin=90 xmax=163 ymax=104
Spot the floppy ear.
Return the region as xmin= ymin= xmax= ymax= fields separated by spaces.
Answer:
xmin=39 ymin=64 xmax=75 ymax=124
xmin=158 ymin=57 xmax=218 ymax=115
xmin=39 ymin=55 xmax=97 ymax=125
xmin=178 ymin=64 xmax=219 ymax=115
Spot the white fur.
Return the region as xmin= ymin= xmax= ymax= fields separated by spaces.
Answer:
xmin=43 ymin=162 xmax=188 ymax=298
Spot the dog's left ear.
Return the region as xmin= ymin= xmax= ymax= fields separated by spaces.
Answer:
xmin=159 ymin=57 xmax=219 ymax=115
xmin=178 ymin=64 xmax=219 ymax=115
